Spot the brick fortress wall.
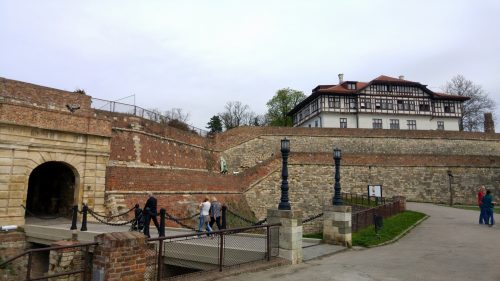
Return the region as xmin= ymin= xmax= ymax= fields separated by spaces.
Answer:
xmin=103 ymin=117 xmax=499 ymax=225
xmin=1 ymin=77 xmax=499 ymax=229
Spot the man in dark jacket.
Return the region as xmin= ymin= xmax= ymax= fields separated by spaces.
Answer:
xmin=144 ymin=192 xmax=160 ymax=234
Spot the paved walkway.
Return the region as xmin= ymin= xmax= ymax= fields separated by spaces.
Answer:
xmin=220 ymin=203 xmax=500 ymax=281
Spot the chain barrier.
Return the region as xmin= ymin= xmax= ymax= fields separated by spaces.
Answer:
xmin=87 ymin=205 xmax=136 ymax=220
xmin=165 ymin=211 xmax=197 ymax=231
xmin=21 ymin=205 xmax=68 ymax=220
xmin=88 ymin=208 xmax=136 ymax=226
xmin=302 ymin=213 xmax=324 ymax=224
xmin=227 ymin=209 xmax=267 ymax=226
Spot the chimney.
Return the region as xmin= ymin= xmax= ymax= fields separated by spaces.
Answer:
xmin=338 ymin=73 xmax=344 ymax=84
xmin=484 ymin=112 xmax=495 ymax=133
xmin=398 ymin=75 xmax=405 ymax=80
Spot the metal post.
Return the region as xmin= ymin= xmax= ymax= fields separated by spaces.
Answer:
xmin=278 ymin=138 xmax=291 ymax=210
xmin=81 ymin=204 xmax=88 ymax=232
xmin=26 ymin=251 xmax=32 ymax=280
xmin=447 ymin=171 xmax=454 ymax=206
xmin=70 ymin=205 xmax=78 ymax=230
xmin=159 ymin=208 xmax=166 ymax=237
xmin=221 ymin=205 xmax=227 ymax=229
xmin=83 ymin=245 xmax=90 ymax=281
xmin=144 ymin=207 xmax=151 ymax=238
xmin=134 ymin=204 xmax=140 ymax=231
xmin=332 ymin=148 xmax=343 ymax=205
xmin=219 ymin=232 xmax=224 ymax=272
xmin=157 ymin=239 xmax=163 ymax=280
xmin=266 ymin=225 xmax=271 ymax=261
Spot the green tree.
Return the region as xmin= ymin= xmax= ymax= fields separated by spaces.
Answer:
xmin=266 ymin=88 xmax=306 ymax=126
xmin=206 ymin=115 xmax=223 ymax=133
xmin=444 ymin=75 xmax=496 ymax=131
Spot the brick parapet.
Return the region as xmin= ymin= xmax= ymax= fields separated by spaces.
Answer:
xmin=0 ymin=77 xmax=92 ymax=114
xmin=93 ymin=232 xmax=147 ymax=281
xmin=0 ymin=102 xmax=111 ymax=137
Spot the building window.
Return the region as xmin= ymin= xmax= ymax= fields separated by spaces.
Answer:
xmin=349 ymin=98 xmax=357 ymax=109
xmin=360 ymin=98 xmax=371 ymax=109
xmin=437 ymin=121 xmax=444 ymax=130
xmin=419 ymin=101 xmax=430 ymax=111
xmin=304 ymin=106 xmax=310 ymax=116
xmin=375 ymin=99 xmax=381 ymax=110
xmin=311 ymin=100 xmax=318 ymax=113
xmin=397 ymin=100 xmax=404 ymax=110
xmin=372 ymin=119 xmax=383 ymax=129
xmin=299 ymin=113 xmax=303 ymax=121
xmin=315 ymin=120 xmax=319 ymax=127
xmin=444 ymin=102 xmax=455 ymax=113
xmin=407 ymin=120 xmax=417 ymax=130
xmin=347 ymin=83 xmax=356 ymax=90
xmin=340 ymin=118 xmax=347 ymax=128
xmin=390 ymin=119 xmax=399 ymax=129
xmin=328 ymin=96 xmax=340 ymax=108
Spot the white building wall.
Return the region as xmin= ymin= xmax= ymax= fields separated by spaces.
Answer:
xmin=297 ymin=112 xmax=460 ymax=131
xmin=358 ymin=114 xmax=460 ymax=130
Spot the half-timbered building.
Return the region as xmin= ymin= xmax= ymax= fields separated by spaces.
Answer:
xmin=289 ymin=74 xmax=469 ymax=131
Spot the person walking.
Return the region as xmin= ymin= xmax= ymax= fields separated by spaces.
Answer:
xmin=477 ymin=186 xmax=486 ymax=224
xmin=198 ymin=197 xmax=213 ymax=235
xmin=482 ymin=190 xmax=496 ymax=227
xmin=209 ymin=197 xmax=222 ymax=230
xmin=144 ymin=192 xmax=160 ymax=236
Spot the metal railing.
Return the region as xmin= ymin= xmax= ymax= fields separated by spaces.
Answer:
xmin=342 ymin=192 xmax=388 ymax=207
xmin=145 ymin=223 xmax=281 ymax=280
xmin=91 ymin=97 xmax=209 ymax=136
xmin=0 ymin=242 xmax=98 ymax=281
xmin=351 ymin=199 xmax=405 ymax=233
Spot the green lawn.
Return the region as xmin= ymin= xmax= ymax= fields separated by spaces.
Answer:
xmin=352 ymin=210 xmax=426 ymax=247
xmin=303 ymin=210 xmax=426 ymax=247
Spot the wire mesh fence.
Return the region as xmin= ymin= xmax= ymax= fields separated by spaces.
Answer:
xmin=0 ymin=242 xmax=97 ymax=281
xmin=91 ymin=98 xmax=208 ymax=136
xmin=146 ymin=223 xmax=280 ymax=280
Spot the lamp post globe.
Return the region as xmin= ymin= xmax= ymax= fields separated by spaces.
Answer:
xmin=278 ymin=138 xmax=291 ymax=210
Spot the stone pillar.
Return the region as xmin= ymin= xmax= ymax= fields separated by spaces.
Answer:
xmin=93 ymin=232 xmax=147 ymax=281
xmin=267 ymin=209 xmax=303 ymax=264
xmin=323 ymin=205 xmax=352 ymax=247
xmin=48 ymin=240 xmax=84 ymax=281
xmin=484 ymin=112 xmax=495 ymax=133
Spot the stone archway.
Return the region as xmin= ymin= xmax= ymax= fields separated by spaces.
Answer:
xmin=26 ymin=161 xmax=78 ymax=217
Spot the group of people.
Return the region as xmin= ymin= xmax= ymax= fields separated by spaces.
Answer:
xmin=477 ymin=186 xmax=496 ymax=226
xmin=140 ymin=193 xmax=227 ymax=237
xmin=198 ymin=196 xmax=226 ymax=235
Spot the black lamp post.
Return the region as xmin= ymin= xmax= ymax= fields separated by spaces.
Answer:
xmin=278 ymin=138 xmax=291 ymax=210
xmin=447 ymin=170 xmax=454 ymax=206
xmin=332 ymin=148 xmax=343 ymax=205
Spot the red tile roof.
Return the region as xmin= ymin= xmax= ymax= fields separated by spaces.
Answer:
xmin=288 ymin=75 xmax=469 ymax=116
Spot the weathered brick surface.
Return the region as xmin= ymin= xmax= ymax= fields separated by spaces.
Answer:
xmin=93 ymin=232 xmax=147 ymax=281
xmin=0 ymin=231 xmax=26 ymax=260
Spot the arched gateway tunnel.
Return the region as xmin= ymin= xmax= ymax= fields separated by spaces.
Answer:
xmin=26 ymin=161 xmax=77 ymax=217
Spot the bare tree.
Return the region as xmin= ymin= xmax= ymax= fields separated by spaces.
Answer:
xmin=444 ymin=75 xmax=496 ymax=132
xmin=164 ymin=108 xmax=190 ymax=123
xmin=219 ymin=101 xmax=254 ymax=130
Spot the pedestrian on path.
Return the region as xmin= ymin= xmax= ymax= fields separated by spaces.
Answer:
xmin=477 ymin=186 xmax=486 ymax=224
xmin=209 ymin=197 xmax=222 ymax=230
xmin=482 ymin=190 xmax=496 ymax=227
xmin=198 ymin=197 xmax=213 ymax=235
xmin=144 ymin=192 xmax=160 ymax=235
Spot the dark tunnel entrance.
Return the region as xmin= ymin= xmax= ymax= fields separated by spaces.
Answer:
xmin=26 ymin=161 xmax=76 ymax=217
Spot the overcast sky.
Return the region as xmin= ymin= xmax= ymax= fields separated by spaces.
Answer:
xmin=1 ymin=0 xmax=499 ymax=131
